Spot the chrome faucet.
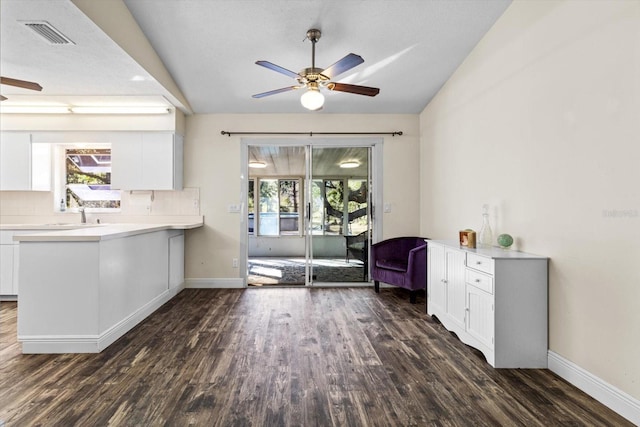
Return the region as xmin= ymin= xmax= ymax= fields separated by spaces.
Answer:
xmin=79 ymin=207 xmax=86 ymax=224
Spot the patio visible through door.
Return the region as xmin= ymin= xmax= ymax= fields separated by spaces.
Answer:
xmin=243 ymin=140 xmax=378 ymax=286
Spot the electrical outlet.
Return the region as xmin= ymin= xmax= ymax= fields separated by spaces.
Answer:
xmin=232 ymin=258 xmax=238 ymax=268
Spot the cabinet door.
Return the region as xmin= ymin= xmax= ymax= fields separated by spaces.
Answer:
xmin=428 ymin=243 xmax=447 ymax=316
xmin=466 ymin=285 xmax=494 ymax=350
xmin=31 ymin=143 xmax=52 ymax=191
xmin=445 ymin=248 xmax=466 ymax=330
xmin=0 ymin=245 xmax=15 ymax=294
xmin=111 ymin=133 xmax=179 ymax=190
xmin=0 ymin=132 xmax=31 ymax=190
xmin=141 ymin=133 xmax=174 ymax=190
xmin=111 ymin=133 xmax=143 ymax=189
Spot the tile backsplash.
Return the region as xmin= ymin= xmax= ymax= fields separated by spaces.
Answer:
xmin=0 ymin=188 xmax=200 ymax=217
xmin=0 ymin=191 xmax=54 ymax=216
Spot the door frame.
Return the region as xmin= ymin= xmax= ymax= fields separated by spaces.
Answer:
xmin=239 ymin=137 xmax=383 ymax=287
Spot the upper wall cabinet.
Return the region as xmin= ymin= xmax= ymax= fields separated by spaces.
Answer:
xmin=111 ymin=133 xmax=183 ymax=190
xmin=0 ymin=132 xmax=51 ymax=191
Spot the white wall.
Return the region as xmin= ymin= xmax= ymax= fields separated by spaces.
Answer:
xmin=183 ymin=114 xmax=420 ymax=279
xmin=420 ymin=0 xmax=639 ymax=402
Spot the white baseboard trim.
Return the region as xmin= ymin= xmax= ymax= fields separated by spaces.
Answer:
xmin=97 ymin=285 xmax=183 ymax=351
xmin=311 ymin=282 xmax=372 ymax=288
xmin=19 ymin=285 xmax=184 ymax=354
xmin=185 ymin=278 xmax=245 ymax=289
xmin=548 ymin=351 xmax=640 ymax=425
xmin=184 ymin=279 xmax=375 ymax=289
xmin=19 ymin=334 xmax=101 ymax=354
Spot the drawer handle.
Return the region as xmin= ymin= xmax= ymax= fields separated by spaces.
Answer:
xmin=476 ymin=261 xmax=482 ymax=265
xmin=475 ymin=279 xmax=481 ymax=283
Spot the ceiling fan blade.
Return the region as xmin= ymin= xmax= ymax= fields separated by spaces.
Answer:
xmin=252 ymin=86 xmax=300 ymax=98
xmin=328 ymin=82 xmax=380 ymax=97
xmin=321 ymin=53 xmax=364 ymax=79
xmin=0 ymin=76 xmax=43 ymax=92
xmin=0 ymin=95 xmax=7 ymax=101
xmin=255 ymin=61 xmax=300 ymax=79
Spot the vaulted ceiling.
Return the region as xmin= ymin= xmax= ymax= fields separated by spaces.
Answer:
xmin=0 ymin=0 xmax=512 ymax=115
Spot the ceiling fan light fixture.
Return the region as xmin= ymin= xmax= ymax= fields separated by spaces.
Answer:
xmin=249 ymin=161 xmax=267 ymax=169
xmin=340 ymin=160 xmax=360 ymax=169
xmin=253 ymin=28 xmax=378 ymax=108
xmin=300 ymin=87 xmax=324 ymax=111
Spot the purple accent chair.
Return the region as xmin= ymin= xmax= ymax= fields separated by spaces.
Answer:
xmin=371 ymin=237 xmax=428 ymax=303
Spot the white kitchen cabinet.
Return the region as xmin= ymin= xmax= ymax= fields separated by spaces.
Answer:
xmin=0 ymin=231 xmax=19 ymax=298
xmin=0 ymin=132 xmax=31 ymax=190
xmin=31 ymin=143 xmax=52 ymax=191
xmin=0 ymin=245 xmax=16 ymax=295
xmin=111 ymin=132 xmax=183 ymax=190
xmin=0 ymin=133 xmax=51 ymax=191
xmin=16 ymin=226 xmax=191 ymax=353
xmin=427 ymin=240 xmax=548 ymax=368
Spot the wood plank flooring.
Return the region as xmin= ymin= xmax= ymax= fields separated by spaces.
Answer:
xmin=0 ymin=288 xmax=633 ymax=426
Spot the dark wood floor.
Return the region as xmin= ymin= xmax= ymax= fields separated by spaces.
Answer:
xmin=0 ymin=288 xmax=632 ymax=426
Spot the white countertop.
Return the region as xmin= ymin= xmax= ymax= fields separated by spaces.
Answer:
xmin=1 ymin=223 xmax=105 ymax=231
xmin=428 ymin=240 xmax=547 ymax=260
xmin=8 ymin=221 xmax=203 ymax=242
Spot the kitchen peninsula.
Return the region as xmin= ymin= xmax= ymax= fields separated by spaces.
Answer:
xmin=13 ymin=220 xmax=202 ymax=353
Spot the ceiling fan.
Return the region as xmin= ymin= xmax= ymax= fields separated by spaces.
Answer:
xmin=0 ymin=76 xmax=43 ymax=101
xmin=253 ymin=29 xmax=379 ymax=111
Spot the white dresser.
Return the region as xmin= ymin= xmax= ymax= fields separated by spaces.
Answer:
xmin=427 ymin=240 xmax=548 ymax=368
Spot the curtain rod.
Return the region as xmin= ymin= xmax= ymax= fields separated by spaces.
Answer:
xmin=220 ymin=130 xmax=402 ymax=137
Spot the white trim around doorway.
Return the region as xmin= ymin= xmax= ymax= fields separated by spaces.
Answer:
xmin=239 ymin=137 xmax=384 ymax=288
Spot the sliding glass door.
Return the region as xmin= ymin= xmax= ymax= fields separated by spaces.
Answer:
xmin=246 ymin=146 xmax=306 ymax=285
xmin=308 ymin=146 xmax=371 ymax=284
xmin=243 ymin=140 xmax=378 ymax=287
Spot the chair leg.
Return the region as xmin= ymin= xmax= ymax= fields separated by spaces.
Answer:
xmin=410 ymin=290 xmax=417 ymax=304
xmin=374 ymin=280 xmax=380 ymax=293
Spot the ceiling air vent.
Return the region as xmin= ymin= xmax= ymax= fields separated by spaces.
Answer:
xmin=22 ymin=21 xmax=75 ymax=45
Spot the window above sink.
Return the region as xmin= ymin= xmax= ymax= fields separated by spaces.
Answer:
xmin=55 ymin=144 xmax=121 ymax=212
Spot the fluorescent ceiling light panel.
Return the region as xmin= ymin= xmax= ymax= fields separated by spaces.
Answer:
xmin=71 ymin=106 xmax=170 ymax=114
xmin=0 ymin=105 xmax=171 ymax=115
xmin=249 ymin=161 xmax=267 ymax=168
xmin=0 ymin=105 xmax=70 ymax=114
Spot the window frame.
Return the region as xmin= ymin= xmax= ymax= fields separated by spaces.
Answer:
xmin=54 ymin=143 xmax=121 ymax=213
xmin=249 ymin=177 xmax=303 ymax=237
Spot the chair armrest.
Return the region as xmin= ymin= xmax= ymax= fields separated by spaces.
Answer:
xmin=406 ymin=244 xmax=427 ymax=280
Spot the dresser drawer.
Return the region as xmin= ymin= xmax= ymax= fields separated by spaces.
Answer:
xmin=466 ymin=268 xmax=494 ymax=294
xmin=466 ymin=253 xmax=494 ymax=275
